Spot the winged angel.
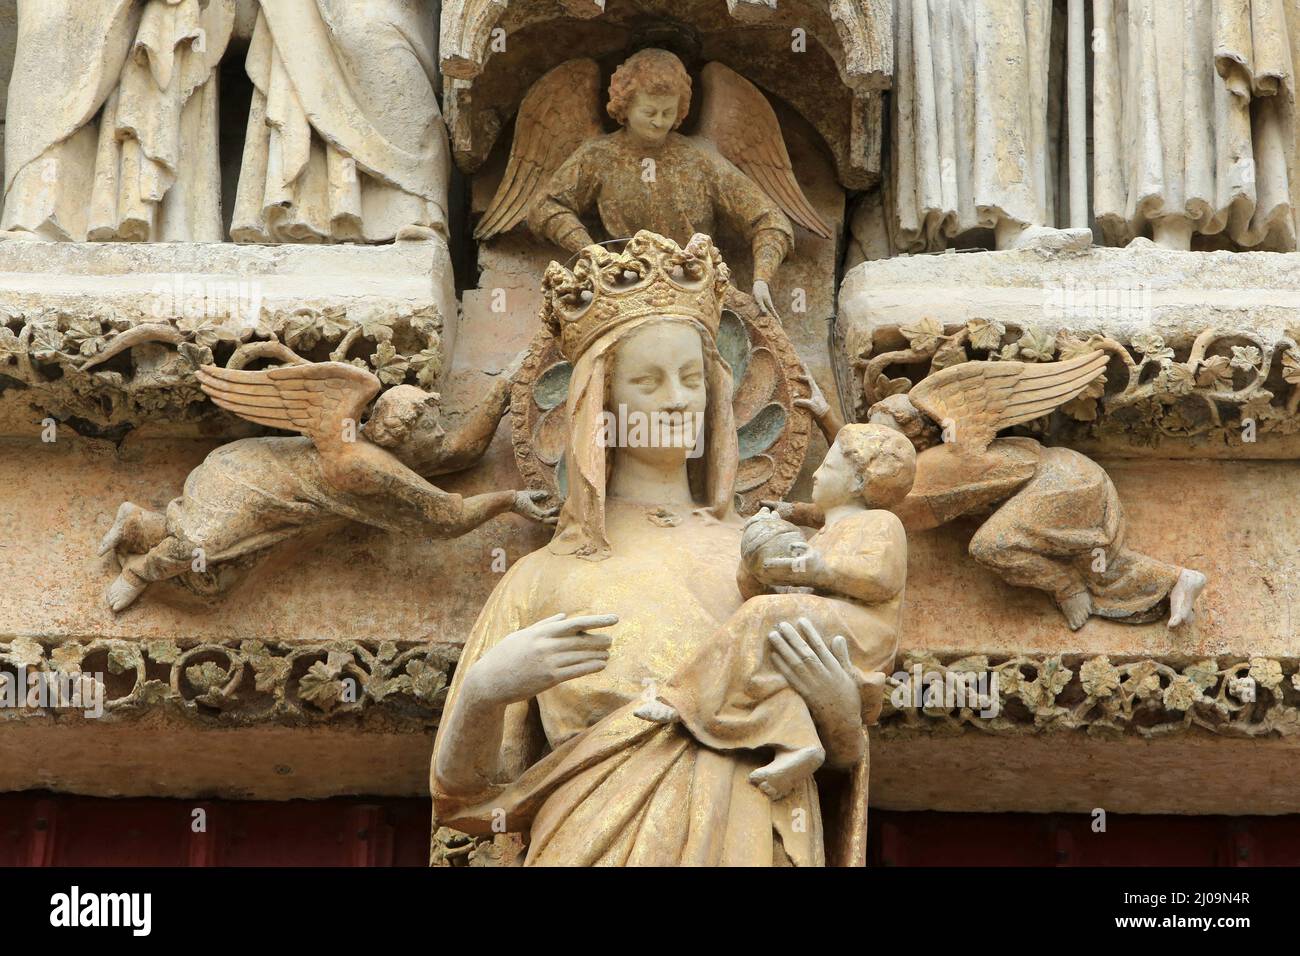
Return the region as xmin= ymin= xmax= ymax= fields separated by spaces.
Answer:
xmin=99 ymin=358 xmax=554 ymax=612
xmin=780 ymin=352 xmax=1206 ymax=630
xmin=475 ymin=49 xmax=831 ymax=317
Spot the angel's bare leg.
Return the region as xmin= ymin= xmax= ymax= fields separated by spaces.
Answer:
xmin=106 ymin=534 xmax=194 ymax=613
xmin=98 ymin=503 xmax=167 ymax=557
xmin=969 ymin=518 xmax=1090 ymax=626
xmin=1058 ymin=591 xmax=1093 ymax=631
xmin=1168 ymin=569 xmax=1207 ymax=627
xmin=748 ymin=744 xmax=825 ymax=800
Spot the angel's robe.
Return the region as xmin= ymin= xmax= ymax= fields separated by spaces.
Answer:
xmin=2 ymin=0 xmax=233 ymax=241
xmin=527 ymin=130 xmax=794 ymax=276
xmin=658 ymin=509 xmax=905 ymax=761
xmin=906 ymin=439 xmax=1181 ymax=619
xmin=1091 ymin=0 xmax=1299 ymax=249
xmin=231 ymin=0 xmax=449 ymax=243
xmin=150 ymin=436 xmax=467 ymax=567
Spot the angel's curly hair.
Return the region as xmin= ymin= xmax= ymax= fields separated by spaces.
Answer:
xmin=365 ymin=385 xmax=439 ymax=448
xmin=867 ymin=394 xmax=942 ymax=453
xmin=607 ymin=48 xmax=692 ymax=128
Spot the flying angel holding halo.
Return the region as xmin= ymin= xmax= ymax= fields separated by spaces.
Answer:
xmin=775 ymin=350 xmax=1207 ymax=630
xmin=99 ymin=354 xmax=555 ymax=612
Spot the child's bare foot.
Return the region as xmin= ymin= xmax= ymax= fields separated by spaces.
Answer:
xmin=1058 ymin=591 xmax=1092 ymax=630
xmin=1168 ymin=568 xmax=1207 ymax=627
xmin=106 ymin=569 xmax=148 ymax=613
xmin=748 ymin=745 xmax=825 ymax=800
xmin=860 ymin=671 xmax=888 ymax=726
xmin=98 ymin=502 xmax=141 ymax=556
xmin=634 ymin=700 xmax=678 ymax=724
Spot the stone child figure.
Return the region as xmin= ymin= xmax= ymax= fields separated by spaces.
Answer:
xmin=99 ymin=357 xmax=554 ymax=612
xmin=635 ymin=424 xmax=914 ymax=799
xmin=476 ymin=49 xmax=832 ymax=317
xmin=860 ymin=353 xmax=1207 ymax=630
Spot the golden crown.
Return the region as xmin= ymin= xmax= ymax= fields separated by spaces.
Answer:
xmin=540 ymin=231 xmax=731 ymax=361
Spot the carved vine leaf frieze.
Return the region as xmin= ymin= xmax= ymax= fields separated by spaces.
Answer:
xmin=0 ymin=306 xmax=444 ymax=429
xmin=880 ymin=651 xmax=1300 ymax=739
xmin=8 ymin=636 xmax=1293 ymax=741
xmin=855 ymin=319 xmax=1300 ymax=447
xmin=0 ymin=637 xmax=459 ymax=730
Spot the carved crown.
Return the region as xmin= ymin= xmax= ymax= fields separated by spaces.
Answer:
xmin=540 ymin=231 xmax=731 ymax=361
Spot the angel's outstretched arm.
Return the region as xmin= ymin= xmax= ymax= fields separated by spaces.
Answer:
xmin=351 ymin=454 xmax=518 ymax=538
xmin=706 ymin=154 xmax=793 ymax=285
xmin=527 ymin=146 xmax=600 ymax=253
xmin=429 ymin=376 xmax=515 ymax=476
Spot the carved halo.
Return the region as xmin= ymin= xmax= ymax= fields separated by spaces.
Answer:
xmin=510 ymin=286 xmax=812 ymax=515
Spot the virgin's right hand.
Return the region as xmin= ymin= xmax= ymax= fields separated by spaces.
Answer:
xmin=465 ymin=612 xmax=618 ymax=706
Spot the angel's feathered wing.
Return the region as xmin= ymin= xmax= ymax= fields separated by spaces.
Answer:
xmin=475 ymin=59 xmax=605 ymax=241
xmin=694 ymin=62 xmax=832 ymax=239
xmin=196 ymin=361 xmax=382 ymax=449
xmin=909 ymin=351 xmax=1108 ymax=454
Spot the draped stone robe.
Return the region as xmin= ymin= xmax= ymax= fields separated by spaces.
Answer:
xmin=231 ymin=0 xmax=450 ymax=244
xmin=2 ymin=0 xmax=233 ymax=241
xmin=892 ymin=0 xmax=1058 ymax=250
xmin=1092 ymin=0 xmax=1300 ymax=249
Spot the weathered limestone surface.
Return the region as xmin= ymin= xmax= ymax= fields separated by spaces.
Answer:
xmin=872 ymin=733 xmax=1300 ymax=816
xmin=1 ymin=1 xmax=1298 ymax=836
xmin=0 ymin=240 xmax=456 ymax=439
xmin=5 ymin=446 xmax=1297 ymax=810
xmin=840 ymin=244 xmax=1300 ymax=457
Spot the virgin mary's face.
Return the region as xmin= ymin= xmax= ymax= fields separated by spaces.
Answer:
xmin=609 ymin=322 xmax=707 ymax=466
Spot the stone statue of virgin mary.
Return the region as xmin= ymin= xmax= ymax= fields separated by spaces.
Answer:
xmin=431 ymin=232 xmax=896 ymax=866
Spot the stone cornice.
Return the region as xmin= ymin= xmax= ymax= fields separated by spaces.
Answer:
xmin=838 ymin=246 xmax=1300 ymax=456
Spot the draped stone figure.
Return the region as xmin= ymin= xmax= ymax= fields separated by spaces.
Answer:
xmin=231 ymin=0 xmax=449 ymax=243
xmin=635 ymin=426 xmax=914 ymax=801
xmin=432 ymin=233 xmax=882 ymax=866
xmin=1092 ymin=0 xmax=1300 ymax=250
xmin=892 ymin=0 xmax=1089 ymax=251
xmin=2 ymin=0 xmax=234 ymax=241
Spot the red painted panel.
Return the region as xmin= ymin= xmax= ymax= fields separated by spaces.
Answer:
xmin=867 ymin=812 xmax=1300 ymax=866
xmin=0 ymin=793 xmax=432 ymax=867
xmin=4 ymin=792 xmax=1300 ymax=866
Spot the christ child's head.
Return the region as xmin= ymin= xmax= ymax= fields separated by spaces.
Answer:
xmin=812 ymin=424 xmax=917 ymax=512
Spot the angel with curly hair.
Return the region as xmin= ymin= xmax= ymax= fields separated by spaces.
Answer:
xmin=477 ymin=48 xmax=833 ymax=317
xmin=772 ymin=352 xmax=1206 ymax=631
xmin=98 ymin=355 xmax=555 ymax=613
